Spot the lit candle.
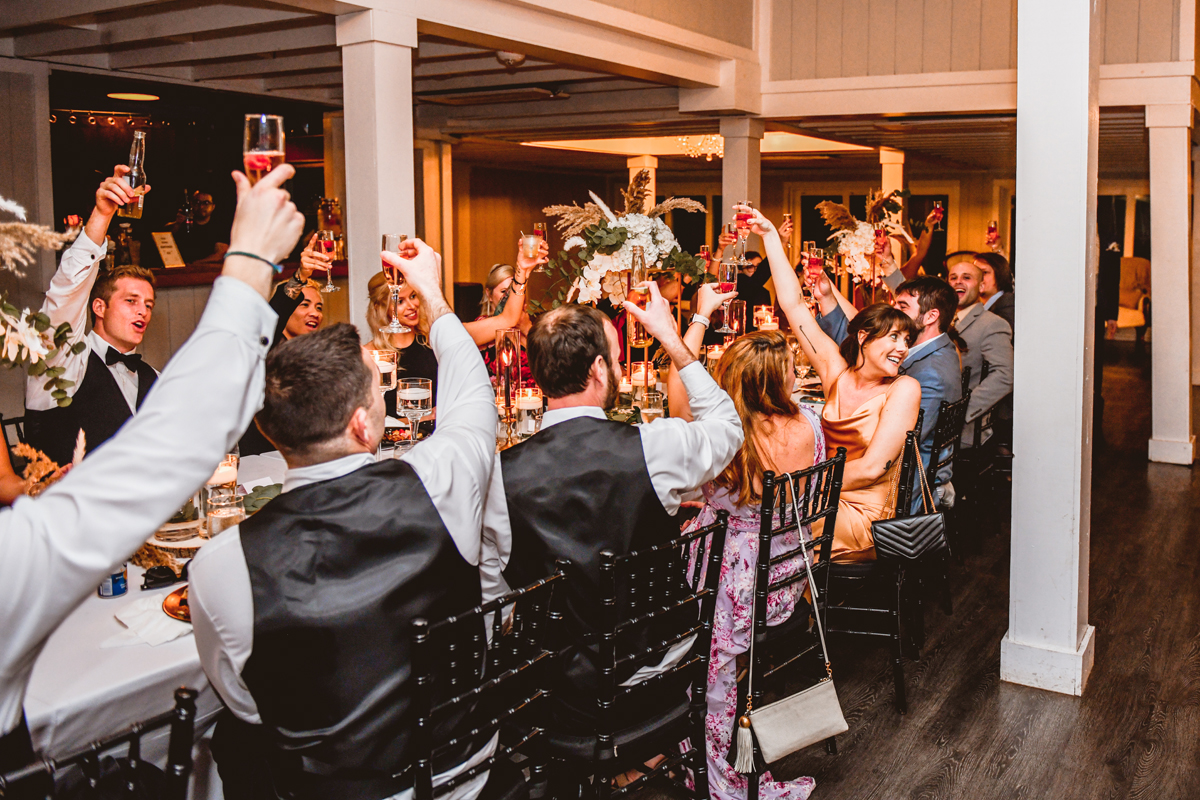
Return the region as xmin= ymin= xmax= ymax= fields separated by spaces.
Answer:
xmin=760 ymin=318 xmax=779 ymax=331
xmin=207 ymin=462 xmax=237 ymax=487
xmin=397 ymin=387 xmax=432 ymax=401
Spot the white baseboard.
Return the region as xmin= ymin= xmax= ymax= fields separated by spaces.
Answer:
xmin=1000 ymin=625 xmax=1095 ymax=696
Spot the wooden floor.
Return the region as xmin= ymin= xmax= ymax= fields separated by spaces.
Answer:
xmin=641 ymin=342 xmax=1200 ymax=799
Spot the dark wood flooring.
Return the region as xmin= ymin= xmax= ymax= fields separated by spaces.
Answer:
xmin=640 ymin=342 xmax=1200 ymax=799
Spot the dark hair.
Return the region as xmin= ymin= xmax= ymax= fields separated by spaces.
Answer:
xmin=90 ymin=265 xmax=155 ymax=325
xmin=974 ymin=251 xmax=1014 ymax=292
xmin=743 ymin=251 xmax=762 ymax=261
xmin=896 ymin=277 xmax=968 ymax=353
xmin=527 ymin=304 xmax=613 ymax=399
xmin=839 ymin=304 xmax=919 ymax=369
xmin=256 ymin=323 xmax=373 ymax=457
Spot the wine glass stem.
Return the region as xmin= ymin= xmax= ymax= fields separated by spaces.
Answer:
xmin=391 ymin=288 xmax=401 ymax=325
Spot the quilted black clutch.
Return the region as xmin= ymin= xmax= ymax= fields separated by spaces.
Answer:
xmin=870 ymin=435 xmax=949 ymax=562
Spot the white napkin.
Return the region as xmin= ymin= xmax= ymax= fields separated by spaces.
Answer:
xmin=100 ymin=596 xmax=192 ymax=648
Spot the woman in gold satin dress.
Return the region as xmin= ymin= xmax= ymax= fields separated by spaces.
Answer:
xmin=736 ymin=204 xmax=922 ymax=562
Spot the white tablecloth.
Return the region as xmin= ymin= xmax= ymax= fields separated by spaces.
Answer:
xmin=24 ymin=453 xmax=289 ymax=798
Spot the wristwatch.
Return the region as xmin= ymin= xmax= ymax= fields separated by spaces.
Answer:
xmin=690 ymin=313 xmax=711 ymax=329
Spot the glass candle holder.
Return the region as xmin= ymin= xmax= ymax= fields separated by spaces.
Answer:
xmin=727 ymin=300 xmax=747 ymax=338
xmin=515 ymin=387 xmax=543 ymax=439
xmin=630 ymin=361 xmax=653 ymax=404
xmin=639 ymin=391 xmax=665 ymax=424
xmin=618 ymin=377 xmax=633 ymax=410
xmin=754 ymin=305 xmax=773 ymax=327
xmin=495 ymin=328 xmax=522 ymax=413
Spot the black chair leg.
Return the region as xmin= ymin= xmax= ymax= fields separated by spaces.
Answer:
xmin=891 ymin=574 xmax=908 ymax=714
xmin=939 ymin=554 xmax=953 ymax=615
xmin=825 ymin=736 xmax=838 ymax=755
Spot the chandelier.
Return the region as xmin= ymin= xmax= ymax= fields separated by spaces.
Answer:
xmin=677 ymin=134 xmax=723 ymax=161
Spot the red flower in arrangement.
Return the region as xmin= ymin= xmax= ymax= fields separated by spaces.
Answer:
xmin=243 ymin=152 xmax=273 ymax=172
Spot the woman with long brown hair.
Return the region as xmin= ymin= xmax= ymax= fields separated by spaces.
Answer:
xmin=742 ymin=204 xmax=921 ymax=564
xmin=666 ymin=284 xmax=824 ymax=800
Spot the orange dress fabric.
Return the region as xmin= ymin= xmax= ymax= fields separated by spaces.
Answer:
xmin=815 ymin=372 xmax=902 ymax=562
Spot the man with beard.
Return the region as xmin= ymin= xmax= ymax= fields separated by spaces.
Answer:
xmin=480 ymin=282 xmax=742 ymax=731
xmin=947 ymin=260 xmax=1013 ymax=447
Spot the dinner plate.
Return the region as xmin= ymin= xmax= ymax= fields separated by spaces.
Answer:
xmin=162 ymin=585 xmax=190 ymax=623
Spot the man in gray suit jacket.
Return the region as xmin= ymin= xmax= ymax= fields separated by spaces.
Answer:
xmin=813 ymin=275 xmax=963 ymax=512
xmin=948 ymin=261 xmax=1014 ymax=447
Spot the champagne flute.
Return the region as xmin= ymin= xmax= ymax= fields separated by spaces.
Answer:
xmin=243 ymin=114 xmax=285 ymax=186
xmin=398 ymin=377 xmax=433 ymax=445
xmin=932 ymin=201 xmax=945 ymax=231
xmin=988 ymin=219 xmax=1000 ymax=252
xmin=782 ymin=212 xmax=794 ymax=260
xmin=380 ymin=234 xmax=411 ymax=334
xmin=316 ymin=230 xmax=339 ymax=293
xmin=714 ymin=260 xmax=738 ymax=334
xmin=530 ymin=223 xmax=550 ymax=273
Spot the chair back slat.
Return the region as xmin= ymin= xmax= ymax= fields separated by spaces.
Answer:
xmin=960 ymin=365 xmax=972 ymax=398
xmin=926 ymin=393 xmax=972 ymax=495
xmin=411 ymin=570 xmax=565 ymax=800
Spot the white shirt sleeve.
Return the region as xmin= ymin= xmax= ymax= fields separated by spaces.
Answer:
xmin=479 ymin=452 xmax=512 ymax=604
xmin=401 ymin=313 xmax=497 ymax=566
xmin=0 ymin=276 xmax=276 ymax=734
xmin=637 ymin=361 xmax=744 ymax=515
xmin=25 ymin=235 xmax=108 ymax=411
xmin=188 ymin=528 xmax=260 ymax=723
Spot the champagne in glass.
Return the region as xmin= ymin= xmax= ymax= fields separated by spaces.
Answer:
xmin=380 ymin=234 xmax=411 ymax=333
xmin=243 ymin=114 xmax=285 ymax=186
xmin=627 ymin=245 xmax=653 ymax=347
xmin=207 ymin=496 xmax=246 ymax=538
xmin=116 ymin=131 xmax=147 ymax=219
xmin=932 ymin=201 xmax=945 ymax=231
xmin=533 ymin=223 xmax=547 ymax=239
xmin=714 ymin=260 xmax=738 ymax=334
xmin=316 ymin=230 xmax=340 ymax=293
xmin=638 ymin=391 xmax=665 ymax=424
xmin=987 ymin=219 xmax=1001 ymax=252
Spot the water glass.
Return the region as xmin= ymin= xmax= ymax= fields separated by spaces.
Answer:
xmin=398 ymin=377 xmax=433 ymax=443
xmin=207 ymin=493 xmax=245 ymax=538
xmin=639 ymin=391 xmax=665 ymax=424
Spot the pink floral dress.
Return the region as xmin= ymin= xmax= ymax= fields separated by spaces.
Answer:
xmin=684 ymin=404 xmax=824 ymax=800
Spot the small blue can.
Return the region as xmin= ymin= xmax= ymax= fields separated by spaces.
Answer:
xmin=98 ymin=564 xmax=128 ymax=598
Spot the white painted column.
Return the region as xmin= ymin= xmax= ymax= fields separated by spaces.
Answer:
xmin=1146 ymin=104 xmax=1195 ymax=463
xmin=879 ymin=147 xmax=904 ymax=196
xmin=1193 ymin=144 xmax=1200 ymax=385
xmin=336 ymin=9 xmax=417 ymax=338
xmin=1001 ymin=0 xmax=1100 ymax=696
xmin=627 ymin=155 xmax=657 ymax=213
xmin=720 ymin=117 xmax=763 ymax=228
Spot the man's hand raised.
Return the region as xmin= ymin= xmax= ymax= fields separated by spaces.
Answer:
xmin=383 ymin=238 xmax=452 ymax=326
xmin=222 ymin=164 xmax=304 ymax=300
xmin=623 ymin=280 xmax=697 ymax=370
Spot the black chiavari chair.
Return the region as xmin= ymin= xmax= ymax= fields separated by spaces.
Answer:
xmin=0 ymin=688 xmax=197 ymax=800
xmin=410 ymin=569 xmax=567 ymax=800
xmin=544 ymin=513 xmax=728 ymax=800
xmin=735 ymin=450 xmax=845 ymax=796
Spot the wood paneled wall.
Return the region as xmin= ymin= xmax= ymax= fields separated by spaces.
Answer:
xmin=455 ymin=166 xmax=623 ymax=304
xmin=590 ymin=0 xmax=754 ymax=49
xmin=769 ymin=0 xmax=1181 ymax=81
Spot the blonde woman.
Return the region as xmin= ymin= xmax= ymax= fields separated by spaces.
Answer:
xmin=667 ymin=284 xmax=824 ymax=800
xmin=471 ymin=239 xmax=546 ymax=384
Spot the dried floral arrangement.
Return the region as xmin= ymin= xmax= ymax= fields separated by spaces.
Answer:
xmin=14 ymin=431 xmax=83 ymax=497
xmin=816 ymin=189 xmax=913 ymax=286
xmin=0 ymin=196 xmax=86 ymax=405
xmin=539 ymin=170 xmax=710 ymax=308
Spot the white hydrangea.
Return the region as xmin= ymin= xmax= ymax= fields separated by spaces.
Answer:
xmin=831 ymin=221 xmax=884 ymax=286
xmin=563 ymin=215 xmax=683 ymax=305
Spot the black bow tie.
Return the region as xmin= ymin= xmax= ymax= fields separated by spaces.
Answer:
xmin=106 ymin=348 xmax=143 ymax=370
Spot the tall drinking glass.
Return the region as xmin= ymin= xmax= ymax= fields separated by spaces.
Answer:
xmin=316 ymin=230 xmax=339 ymax=293
xmin=932 ymin=201 xmax=945 ymax=231
xmin=207 ymin=494 xmax=246 ymax=539
xmin=627 ymin=245 xmax=653 ymax=348
xmin=243 ymin=114 xmax=284 ymax=185
xmin=380 ymin=234 xmax=411 ymax=334
xmin=726 ymin=299 xmax=746 ymax=338
xmin=397 ymin=377 xmax=433 ymax=445
xmin=714 ymin=260 xmax=738 ymax=334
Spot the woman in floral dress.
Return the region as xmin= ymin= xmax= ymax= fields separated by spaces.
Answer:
xmin=668 ymin=296 xmax=825 ymax=800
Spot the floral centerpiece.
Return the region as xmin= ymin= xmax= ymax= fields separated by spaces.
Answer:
xmin=540 ymin=170 xmax=710 ymax=309
xmin=0 ymin=195 xmax=88 ymax=406
xmin=816 ymin=189 xmax=912 ymax=287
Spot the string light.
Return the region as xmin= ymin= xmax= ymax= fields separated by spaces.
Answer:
xmin=678 ymin=134 xmax=724 ymax=161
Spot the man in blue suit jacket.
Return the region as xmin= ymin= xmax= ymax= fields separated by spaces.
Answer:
xmin=813 ymin=276 xmax=963 ymax=513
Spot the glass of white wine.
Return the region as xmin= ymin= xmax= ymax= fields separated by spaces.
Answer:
xmin=398 ymin=377 xmax=433 ymax=445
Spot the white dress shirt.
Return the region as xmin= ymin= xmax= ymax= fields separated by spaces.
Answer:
xmin=25 ymin=234 xmax=156 ymax=412
xmin=479 ymin=360 xmax=744 ymax=603
xmin=983 ymin=290 xmax=1004 ymax=312
xmin=0 ymin=276 xmax=275 ymax=737
xmin=189 ymin=312 xmax=497 ymax=800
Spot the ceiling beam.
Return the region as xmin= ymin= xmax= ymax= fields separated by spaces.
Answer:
xmin=413 ymin=56 xmax=555 ymax=78
xmin=13 ymin=6 xmax=320 ymax=57
xmin=192 ymin=48 xmax=341 ymax=80
xmin=416 ymin=67 xmax=605 ymax=93
xmin=263 ymin=69 xmax=343 ymax=89
xmin=415 ymin=41 xmax=491 ymax=60
xmin=421 ymin=86 xmax=680 ymax=133
xmin=108 ymin=23 xmax=335 ymax=68
xmin=0 ymin=0 xmax=177 ymax=31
